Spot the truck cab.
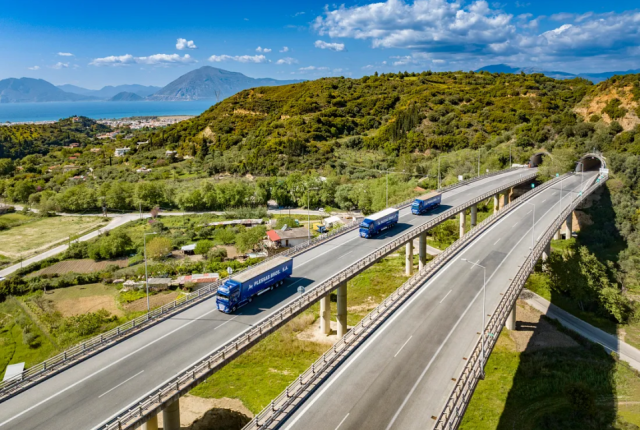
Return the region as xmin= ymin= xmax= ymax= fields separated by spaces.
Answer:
xmin=216 ymin=280 xmax=242 ymax=313
xmin=359 ymin=219 xmax=374 ymax=238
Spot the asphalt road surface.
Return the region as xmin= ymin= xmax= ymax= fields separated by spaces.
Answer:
xmin=278 ymin=172 xmax=597 ymax=430
xmin=0 ymin=168 xmax=532 ymax=430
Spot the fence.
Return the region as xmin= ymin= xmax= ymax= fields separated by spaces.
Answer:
xmin=99 ymin=170 xmax=542 ymax=430
xmin=433 ymin=173 xmax=608 ymax=430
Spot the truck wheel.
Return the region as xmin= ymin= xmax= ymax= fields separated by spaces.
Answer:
xmin=270 ymin=285 xmax=274 ymax=291
xmin=232 ymin=306 xmax=237 ymax=312
xmin=248 ymin=297 xmax=253 ymax=303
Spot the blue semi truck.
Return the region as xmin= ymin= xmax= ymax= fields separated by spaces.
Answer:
xmin=411 ymin=191 xmax=442 ymax=215
xmin=359 ymin=208 xmax=400 ymax=238
xmin=216 ymin=256 xmax=293 ymax=313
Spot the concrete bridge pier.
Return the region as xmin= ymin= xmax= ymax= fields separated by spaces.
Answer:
xmin=418 ymin=232 xmax=427 ymax=270
xmin=459 ymin=210 xmax=466 ymax=237
xmin=470 ymin=204 xmax=477 ymax=228
xmin=554 ymin=228 xmax=561 ymax=240
xmin=502 ymin=192 xmax=509 ymax=209
xmin=405 ymin=241 xmax=414 ymax=276
xmin=505 ymin=305 xmax=517 ymax=331
xmin=493 ymin=194 xmax=499 ymax=214
xmin=337 ymin=282 xmax=347 ymax=338
xmin=162 ymin=400 xmax=181 ymax=430
xmin=542 ymin=242 xmax=551 ymax=262
xmin=564 ymin=213 xmax=573 ymax=240
xmin=139 ymin=415 xmax=158 ymax=430
xmin=320 ymin=295 xmax=331 ymax=336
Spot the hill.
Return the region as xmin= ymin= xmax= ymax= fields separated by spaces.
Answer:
xmin=58 ymin=84 xmax=161 ymax=99
xmin=107 ymin=92 xmax=144 ymax=102
xmin=148 ymin=66 xmax=302 ymax=101
xmin=0 ymin=78 xmax=93 ymax=103
xmin=476 ymin=64 xmax=640 ymax=83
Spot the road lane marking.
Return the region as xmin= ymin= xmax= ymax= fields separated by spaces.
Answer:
xmin=493 ymin=238 xmax=501 ymax=246
xmin=335 ymin=413 xmax=349 ymax=430
xmin=297 ymin=239 xmax=359 ymax=269
xmin=214 ymin=314 xmax=242 ymax=330
xmin=511 ymin=223 xmax=518 ymax=228
xmin=526 ymin=210 xmax=532 ymax=214
xmin=439 ymin=290 xmax=452 ymax=304
xmin=98 ymin=371 xmax=144 ymax=398
xmin=394 ymin=336 xmax=413 ymax=358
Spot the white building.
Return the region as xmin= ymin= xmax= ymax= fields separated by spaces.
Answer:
xmin=115 ymin=147 xmax=131 ymax=157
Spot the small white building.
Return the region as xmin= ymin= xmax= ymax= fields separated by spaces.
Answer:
xmin=322 ymin=216 xmax=345 ymax=228
xmin=115 ymin=147 xmax=131 ymax=157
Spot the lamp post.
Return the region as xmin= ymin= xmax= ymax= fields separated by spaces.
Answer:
xmin=438 ymin=157 xmax=441 ymax=189
xmin=307 ymin=187 xmax=320 ymax=241
xmin=462 ymin=258 xmax=487 ymax=379
xmin=143 ymin=231 xmax=157 ymax=313
xmin=523 ymin=201 xmax=536 ymax=250
xmin=477 ymin=152 xmax=480 ymax=177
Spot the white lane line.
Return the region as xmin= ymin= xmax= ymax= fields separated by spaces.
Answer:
xmin=0 ymin=308 xmax=225 ymax=427
xmin=542 ymin=199 xmax=547 ymax=203
xmin=214 ymin=314 xmax=242 ymax=331
xmin=511 ymin=223 xmax=518 ymax=229
xmin=493 ymin=238 xmax=501 ymax=246
xmin=394 ymin=336 xmax=413 ymax=358
xmin=98 ymin=371 xmax=144 ymax=398
xmin=335 ymin=413 xmax=350 ymax=430
xmin=439 ymin=290 xmax=452 ymax=304
xmin=526 ymin=210 xmax=532 ymax=214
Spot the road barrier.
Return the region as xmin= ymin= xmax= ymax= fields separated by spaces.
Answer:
xmin=100 ymin=170 xmax=542 ymax=430
xmin=433 ymin=173 xmax=608 ymax=430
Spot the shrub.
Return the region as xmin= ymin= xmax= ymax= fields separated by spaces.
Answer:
xmin=146 ymin=236 xmax=173 ymax=260
xmin=195 ymin=239 xmax=214 ymax=255
xmin=207 ymin=247 xmax=228 ymax=261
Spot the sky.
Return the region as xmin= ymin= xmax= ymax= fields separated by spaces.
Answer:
xmin=1 ymin=0 xmax=639 ymax=89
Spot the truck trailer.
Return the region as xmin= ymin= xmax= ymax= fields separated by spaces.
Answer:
xmin=359 ymin=208 xmax=399 ymax=238
xmin=216 ymin=256 xmax=293 ymax=313
xmin=411 ymin=191 xmax=442 ymax=215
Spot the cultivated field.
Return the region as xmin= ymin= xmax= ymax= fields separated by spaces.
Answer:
xmin=47 ymin=283 xmax=123 ymax=317
xmin=0 ymin=216 xmax=107 ymax=258
xmin=33 ymin=258 xmax=129 ymax=276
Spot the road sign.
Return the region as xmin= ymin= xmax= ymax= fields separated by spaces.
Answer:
xmin=531 ymin=183 xmax=535 ymax=188
xmin=297 ymin=286 xmax=305 ymax=295
xmin=227 ymin=267 xmax=233 ymax=275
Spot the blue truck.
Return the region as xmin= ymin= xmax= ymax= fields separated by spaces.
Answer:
xmin=359 ymin=208 xmax=400 ymax=238
xmin=216 ymin=256 xmax=293 ymax=313
xmin=411 ymin=191 xmax=442 ymax=215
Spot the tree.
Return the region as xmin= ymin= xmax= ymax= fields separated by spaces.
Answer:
xmin=275 ymin=217 xmax=297 ymax=229
xmin=146 ymin=236 xmax=172 ymax=260
xmin=236 ymin=226 xmax=266 ymax=253
xmin=0 ymin=158 xmax=14 ymax=176
xmin=194 ymin=239 xmax=214 ymax=255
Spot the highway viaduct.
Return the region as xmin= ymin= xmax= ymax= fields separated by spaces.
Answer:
xmin=242 ymin=155 xmax=608 ymax=430
xmin=0 ymin=168 xmax=540 ymax=430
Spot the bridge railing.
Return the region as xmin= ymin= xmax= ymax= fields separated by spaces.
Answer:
xmin=0 ymin=166 xmax=528 ymax=400
xmin=100 ymin=170 xmax=541 ymax=430
xmin=433 ymin=173 xmax=608 ymax=430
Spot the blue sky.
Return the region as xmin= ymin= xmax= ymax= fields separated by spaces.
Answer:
xmin=2 ymin=0 xmax=639 ymax=88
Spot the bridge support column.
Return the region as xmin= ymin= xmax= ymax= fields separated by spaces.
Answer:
xmin=418 ymin=232 xmax=427 ymax=271
xmin=501 ymin=192 xmax=509 ymax=209
xmin=506 ymin=304 xmax=517 ymax=331
xmin=564 ymin=213 xmax=573 ymax=240
xmin=493 ymin=194 xmax=499 ymax=214
xmin=337 ymin=282 xmax=347 ymax=338
xmin=320 ymin=295 xmax=331 ymax=336
xmin=405 ymin=241 xmax=413 ymax=276
xmin=542 ymin=242 xmax=551 ymax=262
xmin=508 ymin=188 xmax=513 ymax=204
xmin=470 ymin=204 xmax=477 ymax=228
xmin=162 ymin=400 xmax=181 ymax=430
xmin=140 ymin=415 xmax=158 ymax=430
xmin=459 ymin=210 xmax=466 ymax=238
xmin=554 ymin=228 xmax=561 ymax=240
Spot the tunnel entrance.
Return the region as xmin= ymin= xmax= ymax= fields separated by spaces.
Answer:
xmin=577 ymin=153 xmax=607 ymax=172
xmin=529 ymin=151 xmax=551 ymax=168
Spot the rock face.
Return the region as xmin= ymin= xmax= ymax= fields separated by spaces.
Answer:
xmin=0 ymin=78 xmax=93 ymax=103
xmin=148 ymin=66 xmax=302 ymax=101
xmin=107 ymin=92 xmax=144 ymax=102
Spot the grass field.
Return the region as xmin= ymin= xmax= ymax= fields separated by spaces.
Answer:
xmin=0 ymin=216 xmax=107 ymax=258
xmin=47 ymin=283 xmax=123 ymax=317
xmin=32 ymin=258 xmax=129 ymax=276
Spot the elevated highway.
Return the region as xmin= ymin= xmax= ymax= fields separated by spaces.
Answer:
xmin=0 ymin=168 xmax=535 ymax=430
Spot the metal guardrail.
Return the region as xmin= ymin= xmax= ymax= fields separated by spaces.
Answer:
xmin=433 ymin=173 xmax=608 ymax=430
xmin=99 ymin=170 xmax=540 ymax=430
xmin=0 ymin=167 xmax=528 ymax=401
xmin=240 ymin=173 xmax=563 ymax=430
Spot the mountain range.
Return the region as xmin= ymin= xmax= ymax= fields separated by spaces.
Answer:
xmin=475 ymin=64 xmax=640 ymax=83
xmin=57 ymin=84 xmax=161 ymax=99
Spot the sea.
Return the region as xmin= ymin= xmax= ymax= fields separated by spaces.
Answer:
xmin=0 ymin=101 xmax=217 ymax=123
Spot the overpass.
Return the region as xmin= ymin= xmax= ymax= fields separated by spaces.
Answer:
xmin=243 ymin=168 xmax=605 ymax=430
xmin=0 ymin=168 xmax=537 ymax=430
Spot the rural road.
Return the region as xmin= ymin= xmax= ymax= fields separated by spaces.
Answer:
xmin=522 ymin=289 xmax=640 ymax=371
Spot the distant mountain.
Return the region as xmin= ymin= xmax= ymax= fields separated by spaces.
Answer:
xmin=148 ymin=66 xmax=302 ymax=101
xmin=0 ymin=78 xmax=96 ymax=103
xmin=58 ymin=84 xmax=161 ymax=99
xmin=475 ymin=64 xmax=640 ymax=83
xmin=108 ymin=92 xmax=144 ymax=102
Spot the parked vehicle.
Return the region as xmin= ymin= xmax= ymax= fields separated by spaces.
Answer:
xmin=313 ymin=223 xmax=328 ymax=233
xmin=216 ymin=256 xmax=293 ymax=313
xmin=411 ymin=191 xmax=442 ymax=215
xmin=359 ymin=208 xmax=399 ymax=238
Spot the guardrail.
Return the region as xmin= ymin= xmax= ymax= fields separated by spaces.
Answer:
xmin=100 ymin=170 xmax=541 ymax=430
xmin=433 ymin=173 xmax=608 ymax=430
xmin=240 ymin=172 xmax=564 ymax=430
xmin=0 ymin=166 xmax=529 ymax=401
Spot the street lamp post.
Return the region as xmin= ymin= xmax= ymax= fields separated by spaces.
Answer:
xmin=438 ymin=157 xmax=441 ymax=189
xmin=143 ymin=231 xmax=157 ymax=313
xmin=523 ymin=201 xmax=536 ymax=250
xmin=477 ymin=152 xmax=480 ymax=177
xmin=462 ymin=258 xmax=487 ymax=379
xmin=307 ymin=187 xmax=320 ymax=241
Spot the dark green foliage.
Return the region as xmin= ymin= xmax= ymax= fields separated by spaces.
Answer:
xmin=602 ymin=99 xmax=628 ymax=120
xmin=87 ymin=231 xmax=133 ymax=260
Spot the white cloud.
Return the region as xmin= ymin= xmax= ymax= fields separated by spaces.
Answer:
xmin=51 ymin=62 xmax=69 ymax=69
xmin=90 ymin=53 xmax=195 ymax=67
xmin=256 ymin=46 xmax=272 ymax=53
xmin=276 ymin=57 xmax=298 ymax=65
xmin=57 ymin=52 xmax=74 ymax=57
xmin=314 ymin=40 xmax=346 ymax=51
xmin=299 ymin=65 xmax=330 ymax=71
xmin=27 ymin=66 xmax=40 ymax=70
xmin=280 ymin=46 xmax=290 ymax=53
xmin=209 ymin=54 xmax=268 ymax=63
xmin=176 ymin=38 xmax=197 ymax=50
xmin=549 ymin=12 xmax=574 ymax=22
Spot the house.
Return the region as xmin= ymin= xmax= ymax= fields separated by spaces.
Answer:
xmin=322 ymin=215 xmax=345 ymax=228
xmin=165 ymin=150 xmax=178 ymax=157
xmin=121 ymin=280 xmax=144 ymax=292
xmin=136 ymin=167 xmax=152 ymax=174
xmin=180 ymin=244 xmax=196 ymax=255
xmin=67 ymin=142 xmax=80 ymax=148
xmin=146 ymin=278 xmax=171 ymax=291
xmin=115 ymin=147 xmax=131 ymax=157
xmin=137 ymin=141 xmax=148 ymax=146
xmin=90 ymin=148 xmax=101 ymax=153
xmin=265 ymin=227 xmax=310 ymax=248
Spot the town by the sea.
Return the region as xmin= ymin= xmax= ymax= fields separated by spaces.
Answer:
xmin=0 ymin=100 xmax=216 ymax=123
